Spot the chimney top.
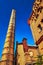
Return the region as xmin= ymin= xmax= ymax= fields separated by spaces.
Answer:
xmin=22 ymin=38 xmax=27 ymax=41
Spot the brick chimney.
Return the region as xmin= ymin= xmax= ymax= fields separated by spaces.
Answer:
xmin=22 ymin=38 xmax=28 ymax=52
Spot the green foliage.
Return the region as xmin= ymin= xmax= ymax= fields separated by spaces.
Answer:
xmin=35 ymin=55 xmax=43 ymax=65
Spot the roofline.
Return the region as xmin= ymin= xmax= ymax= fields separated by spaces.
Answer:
xmin=17 ymin=42 xmax=37 ymax=49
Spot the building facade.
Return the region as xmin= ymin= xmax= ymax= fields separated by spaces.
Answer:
xmin=16 ymin=39 xmax=38 ymax=65
xmin=16 ymin=0 xmax=43 ymax=65
xmin=0 ymin=9 xmax=16 ymax=65
xmin=28 ymin=0 xmax=43 ymax=57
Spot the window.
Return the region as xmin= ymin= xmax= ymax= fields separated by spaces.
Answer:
xmin=38 ymin=7 xmax=43 ymax=12
xmin=41 ymin=19 xmax=43 ymax=23
xmin=38 ymin=24 xmax=42 ymax=31
xmin=36 ymin=14 xmax=39 ymax=18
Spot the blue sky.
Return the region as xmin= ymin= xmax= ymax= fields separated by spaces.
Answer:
xmin=0 ymin=0 xmax=35 ymax=58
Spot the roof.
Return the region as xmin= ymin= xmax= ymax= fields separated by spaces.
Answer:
xmin=28 ymin=46 xmax=37 ymax=49
xmin=16 ymin=42 xmax=23 ymax=45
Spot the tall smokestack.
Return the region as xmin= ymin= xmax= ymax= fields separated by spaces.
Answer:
xmin=1 ymin=9 xmax=16 ymax=65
